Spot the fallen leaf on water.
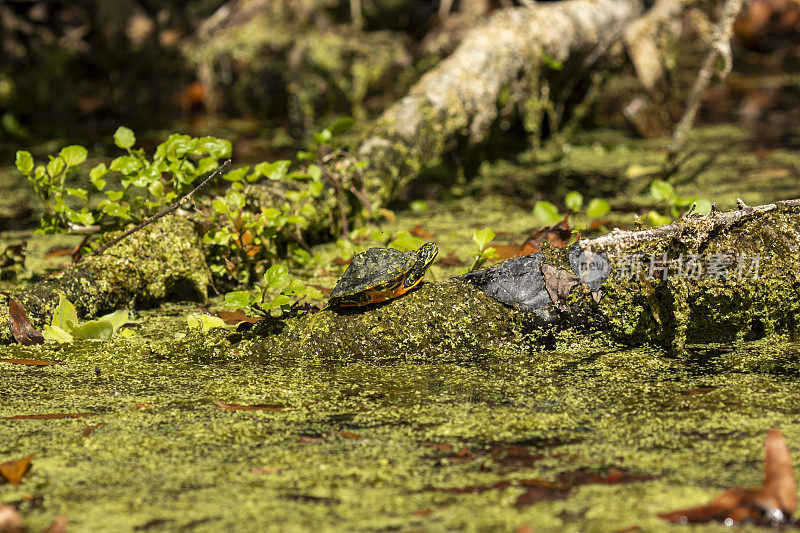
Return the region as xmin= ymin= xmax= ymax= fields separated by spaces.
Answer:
xmin=0 ymin=359 xmax=59 ymax=366
xmin=8 ymin=299 xmax=44 ymax=346
xmin=337 ymin=432 xmax=365 ymax=440
xmin=308 ymin=284 xmax=332 ymax=295
xmin=660 ymin=428 xmax=797 ymax=526
xmin=2 ymin=413 xmax=93 ymax=420
xmin=215 ymin=309 xmax=262 ymax=325
xmin=437 ymin=252 xmax=464 ymax=267
xmin=81 ymin=423 xmax=105 ymax=437
xmin=409 ymin=224 xmax=434 ymax=239
xmin=43 ymin=246 xmax=76 ymax=259
xmin=517 ymin=215 xmax=572 ymax=256
xmin=334 ymin=257 xmax=351 ymax=266
xmin=419 ymin=441 xmax=453 ymax=453
xmin=215 ymin=401 xmax=285 ymax=411
xmin=541 ymin=263 xmax=580 ymax=311
xmin=491 ymin=445 xmax=545 ymax=468
xmin=0 ymin=455 xmax=33 ymax=485
xmin=298 ymin=435 xmax=324 ymax=443
xmin=494 ymin=245 xmax=523 ymax=260
xmin=134 ymin=401 xmax=151 ymax=410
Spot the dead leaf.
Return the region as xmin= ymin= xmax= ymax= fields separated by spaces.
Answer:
xmin=81 ymin=423 xmax=105 ymax=438
xmin=518 ymin=215 xmax=572 ymax=256
xmin=409 ymin=225 xmax=433 ymax=239
xmin=215 ymin=401 xmax=285 ymax=411
xmin=0 ymin=359 xmax=59 ymax=366
xmin=0 ymin=455 xmax=33 ymax=485
xmin=437 ymin=253 xmax=464 ymax=267
xmin=215 ymin=310 xmax=262 ymax=325
xmin=2 ymin=413 xmax=93 ymax=420
xmin=541 ymin=263 xmax=580 ymax=311
xmin=419 ymin=441 xmax=453 ymax=453
xmin=43 ymin=247 xmax=75 ymax=259
xmin=491 ymin=445 xmax=544 ymax=468
xmin=660 ymin=428 xmax=797 ymax=526
xmin=0 ymin=504 xmax=25 ymax=533
xmin=8 ymin=299 xmax=44 ymax=346
xmin=308 ymin=284 xmax=332 ymax=295
xmin=298 ymin=435 xmax=324 ymax=443
xmin=336 ymin=432 xmax=365 ymax=440
xmin=334 ymin=257 xmax=351 ymax=266
xmin=494 ymin=245 xmax=523 ymax=260
xmin=134 ymin=401 xmax=151 ymax=410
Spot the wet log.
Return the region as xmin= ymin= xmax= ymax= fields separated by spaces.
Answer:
xmin=242 ymin=199 xmax=800 ymax=362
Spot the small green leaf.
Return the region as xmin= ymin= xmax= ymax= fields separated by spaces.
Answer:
xmin=646 ymin=210 xmax=673 ymax=226
xmin=59 ymin=145 xmax=88 ymax=167
xmin=586 ymin=198 xmax=611 ymax=218
xmin=113 ymin=126 xmax=136 ymax=149
xmin=533 ymin=201 xmax=562 ymax=225
xmin=306 ymin=164 xmax=322 ymax=181
xmin=47 ymin=157 xmax=65 ymax=178
xmin=329 ymin=116 xmax=355 ymax=136
xmin=409 ymin=200 xmax=428 ymax=213
xmin=650 ymin=180 xmax=675 ymax=202
xmin=187 ymin=313 xmax=228 ymax=332
xmin=308 ymin=182 xmax=324 ymax=197
xmin=472 ymin=228 xmax=495 ymax=251
xmin=52 ymin=293 xmax=78 ymax=332
xmin=226 ymin=191 xmax=245 ymax=209
xmin=15 ymin=151 xmax=33 ymax=175
xmin=313 ymin=129 xmax=332 ymax=146
xmin=196 ymin=157 xmax=218 ymax=175
xmin=42 ymin=324 xmax=73 ymax=343
xmin=224 ymin=291 xmax=254 ymax=310
xmin=264 ymin=265 xmax=289 ymax=289
xmin=283 ymin=279 xmax=305 ymax=295
xmin=109 ymin=155 xmax=142 ymax=175
xmin=223 ymin=166 xmax=250 ymax=182
xmin=564 ymin=191 xmax=583 ymax=212
xmin=212 ymin=199 xmax=229 ymax=214
xmin=90 ymin=163 xmax=108 ymax=190
xmin=72 ymin=320 xmax=114 ymax=340
xmin=263 ymin=295 xmax=291 ymax=310
xmin=262 ymin=207 xmax=281 ymax=219
xmin=98 ymin=309 xmax=129 ymax=336
xmin=694 ymin=198 xmax=712 ymax=215
xmin=66 ymin=188 xmax=88 ymax=201
xmin=265 ymin=160 xmax=291 ymax=181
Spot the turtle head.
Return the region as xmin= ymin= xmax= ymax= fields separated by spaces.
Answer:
xmin=404 ymin=241 xmax=438 ymax=288
xmin=416 ymin=241 xmax=438 ymax=270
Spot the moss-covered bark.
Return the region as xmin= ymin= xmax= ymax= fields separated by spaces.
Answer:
xmin=239 ymin=200 xmax=800 ymax=361
xmin=0 ymin=216 xmax=211 ymax=344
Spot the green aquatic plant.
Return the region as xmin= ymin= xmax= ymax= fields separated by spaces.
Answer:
xmin=42 ymin=293 xmax=132 ymax=343
xmin=469 ymin=228 xmax=499 ymax=272
xmin=223 ymin=264 xmax=312 ymax=318
xmin=647 ymin=179 xmax=712 ymax=226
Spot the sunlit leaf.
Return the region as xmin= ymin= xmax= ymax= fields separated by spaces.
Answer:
xmin=72 ymin=320 xmax=114 ymax=340
xmin=565 ymin=191 xmax=583 ymax=212
xmin=59 ymin=145 xmax=88 ymax=167
xmin=113 ymin=126 xmax=136 ymax=149
xmin=586 ymin=198 xmax=611 ymax=218
xmin=51 ymin=293 xmax=78 ymax=332
xmin=15 ymin=151 xmax=33 ymax=175
xmin=533 ymin=201 xmax=562 ymax=225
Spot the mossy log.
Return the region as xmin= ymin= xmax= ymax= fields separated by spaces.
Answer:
xmin=0 ymin=216 xmax=211 ymax=344
xmin=246 ymin=0 xmax=645 ymax=234
xmin=241 ymin=199 xmax=800 ymax=362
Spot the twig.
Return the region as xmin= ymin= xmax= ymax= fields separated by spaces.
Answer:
xmin=666 ymin=0 xmax=744 ymax=171
xmin=85 ymin=159 xmax=232 ymax=260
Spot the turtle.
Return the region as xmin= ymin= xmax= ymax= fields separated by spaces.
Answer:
xmin=327 ymin=241 xmax=438 ymax=307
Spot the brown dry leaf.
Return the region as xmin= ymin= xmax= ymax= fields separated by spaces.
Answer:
xmin=419 ymin=441 xmax=453 ymax=453
xmin=43 ymin=247 xmax=75 ymax=259
xmin=215 ymin=401 xmax=285 ymax=411
xmin=298 ymin=435 xmax=324 ymax=443
xmin=8 ymin=299 xmax=44 ymax=346
xmin=81 ymin=423 xmax=105 ymax=438
xmin=134 ymin=401 xmax=151 ymax=410
xmin=334 ymin=257 xmax=351 ymax=266
xmin=215 ymin=310 xmax=262 ymax=325
xmin=0 ymin=504 xmax=26 ymax=533
xmin=494 ymin=245 xmax=523 ymax=260
xmin=541 ymin=263 xmax=580 ymax=311
xmin=2 ymin=413 xmax=93 ymax=420
xmin=660 ymin=428 xmax=797 ymax=525
xmin=337 ymin=432 xmax=365 ymax=440
xmin=0 ymin=359 xmax=59 ymax=366
xmin=517 ymin=215 xmax=572 ymax=256
xmin=0 ymin=455 xmax=33 ymax=485
xmin=409 ymin=225 xmax=433 ymax=239
xmin=437 ymin=253 xmax=464 ymax=267
xmin=308 ymin=284 xmax=332 ymax=295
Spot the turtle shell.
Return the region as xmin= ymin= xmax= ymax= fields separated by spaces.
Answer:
xmin=331 ymin=247 xmax=418 ymax=298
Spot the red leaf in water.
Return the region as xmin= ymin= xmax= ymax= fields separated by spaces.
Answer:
xmin=215 ymin=401 xmax=285 ymax=411
xmin=410 ymin=225 xmax=433 ymax=239
xmin=0 ymin=455 xmax=33 ymax=485
xmin=8 ymin=299 xmax=44 ymax=346
xmin=517 ymin=214 xmax=572 ymax=256
xmin=2 ymin=413 xmax=93 ymax=420
xmin=660 ymin=428 xmax=797 ymax=525
xmin=0 ymin=359 xmax=59 ymax=366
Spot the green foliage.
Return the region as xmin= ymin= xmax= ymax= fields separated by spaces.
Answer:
xmin=534 ymin=191 xmax=612 ymax=228
xmin=223 ymin=265 xmax=309 ymax=317
xmin=186 ymin=313 xmax=229 ymax=332
xmin=16 ymin=127 xmax=231 ymax=234
xmin=388 ymin=231 xmax=425 ymax=252
xmin=469 ymin=228 xmax=499 ymax=272
xmin=42 ymin=293 xmax=132 ymax=343
xmin=647 ymin=179 xmax=712 ymax=226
